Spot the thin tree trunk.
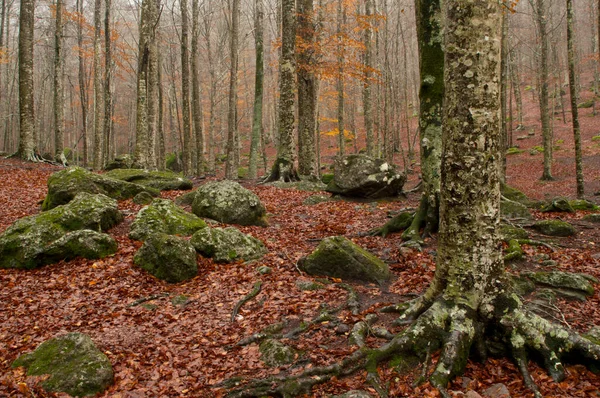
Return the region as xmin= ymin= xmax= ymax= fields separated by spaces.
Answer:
xmin=535 ymin=0 xmax=553 ymax=180
xmin=180 ymin=0 xmax=192 ymax=174
xmin=103 ymin=0 xmax=114 ymax=166
xmin=567 ymin=0 xmax=584 ymax=198
xmin=363 ymin=0 xmax=374 ymax=157
xmin=53 ymin=0 xmax=66 ymax=165
xmin=249 ymin=0 xmax=264 ymax=179
xmin=336 ymin=0 xmax=345 ymax=156
xmin=225 ymin=0 xmax=240 ymax=180
xmin=509 ymin=51 xmax=524 ymax=130
xmin=76 ymin=0 xmax=88 ymax=166
xmin=297 ymin=0 xmax=317 ymax=178
xmin=192 ymin=0 xmax=203 ymax=176
xmin=157 ymin=51 xmax=165 ymax=170
xmin=17 ymin=0 xmax=36 ymax=161
xmin=92 ymin=0 xmax=103 ymax=169
xmin=500 ymin=8 xmax=508 ymax=182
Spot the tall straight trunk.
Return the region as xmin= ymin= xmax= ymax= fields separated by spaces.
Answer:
xmin=53 ymin=0 xmax=66 ymax=165
xmin=76 ymin=0 xmax=88 ymax=166
xmin=265 ymin=0 xmax=299 ymax=182
xmin=191 ymin=0 xmax=203 ymax=176
xmin=249 ymin=0 xmax=264 ymax=179
xmin=567 ymin=0 xmax=584 ymax=198
xmin=500 ymin=9 xmax=508 ymax=182
xmin=92 ymin=0 xmax=103 ymax=169
xmin=297 ymin=0 xmax=317 ymax=177
xmin=103 ymin=0 xmax=113 ymax=165
xmin=180 ymin=0 xmax=192 ymax=174
xmin=225 ymin=0 xmax=240 ymax=180
xmin=203 ymin=12 xmax=217 ymax=174
xmin=157 ymin=50 xmax=165 ymax=170
xmin=146 ymin=27 xmax=159 ymax=170
xmin=509 ymin=51 xmax=524 ymax=130
xmin=535 ymin=0 xmax=553 ymax=180
xmin=17 ymin=0 xmax=36 ymax=161
xmin=0 ymin=0 xmax=6 ymax=151
xmin=336 ymin=0 xmax=345 ymax=156
xmin=363 ymin=0 xmax=374 ymax=157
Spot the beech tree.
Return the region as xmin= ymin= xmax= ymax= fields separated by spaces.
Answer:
xmin=92 ymin=0 xmax=103 ymax=170
xmin=16 ymin=0 xmax=36 ymax=161
xmin=226 ymin=2 xmax=600 ymax=397
xmin=225 ymin=0 xmax=240 ymax=180
xmin=248 ymin=0 xmax=264 ymax=179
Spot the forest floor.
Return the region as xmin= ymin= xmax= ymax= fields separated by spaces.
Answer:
xmin=2 ymin=98 xmax=600 ymax=397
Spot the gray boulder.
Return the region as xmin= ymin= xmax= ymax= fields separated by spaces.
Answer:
xmin=42 ymin=166 xmax=159 ymax=210
xmin=104 ymin=169 xmax=193 ymax=191
xmin=541 ymin=197 xmax=575 ymax=213
xmin=569 ymin=199 xmax=599 ymax=211
xmin=499 ymin=224 xmax=529 ymax=241
xmin=130 ymin=199 xmax=206 ymax=241
xmin=192 ymin=180 xmax=267 ymax=226
xmin=522 ymin=270 xmax=596 ymax=297
xmin=36 ymin=230 xmax=117 ymax=265
xmin=325 ymin=154 xmax=405 ymax=199
xmin=12 ymin=332 xmax=113 ymax=397
xmin=584 ymin=214 xmax=600 ymax=223
xmin=500 ymin=197 xmax=532 ymax=219
xmin=103 ymin=154 xmax=142 ymax=171
xmin=133 ymin=233 xmax=197 ymax=283
xmin=299 ymin=236 xmax=390 ymax=285
xmin=0 ymin=193 xmax=123 ymax=269
xmin=133 ymin=191 xmax=154 ymax=205
xmin=532 ymin=220 xmax=576 ymax=237
xmin=191 ymin=227 xmax=267 ymax=263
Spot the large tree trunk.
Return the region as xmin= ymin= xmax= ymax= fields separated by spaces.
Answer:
xmin=567 ymin=0 xmax=584 ymax=198
xmin=535 ymin=0 xmax=553 ymax=180
xmin=180 ymin=0 xmax=192 ymax=174
xmin=363 ymin=0 xmax=374 ymax=157
xmin=191 ymin=0 xmax=203 ymax=176
xmin=92 ymin=0 xmax=104 ymax=170
xmin=336 ymin=0 xmax=345 ymax=157
xmin=17 ymin=0 xmax=36 ymax=161
xmin=76 ymin=0 xmax=88 ymax=167
xmin=264 ymin=0 xmax=299 ymax=182
xmin=103 ymin=0 xmax=113 ymax=167
xmin=225 ymin=0 xmax=240 ymax=180
xmin=248 ymin=0 xmax=264 ymax=179
xmin=53 ymin=0 xmax=66 ymax=165
xmin=297 ymin=0 xmax=317 ymax=178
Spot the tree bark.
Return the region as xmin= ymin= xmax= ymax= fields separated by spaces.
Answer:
xmin=265 ymin=0 xmax=299 ymax=182
xmin=225 ymin=0 xmax=240 ymax=180
xmin=92 ymin=0 xmax=104 ymax=169
xmin=192 ymin=0 xmax=204 ymax=176
xmin=17 ymin=0 xmax=36 ymax=161
xmin=336 ymin=0 xmax=345 ymax=157
xmin=297 ymin=0 xmax=317 ymax=178
xmin=363 ymin=0 xmax=374 ymax=157
xmin=180 ymin=0 xmax=192 ymax=174
xmin=53 ymin=0 xmax=66 ymax=165
xmin=535 ymin=0 xmax=553 ymax=180
xmin=103 ymin=0 xmax=113 ymax=166
xmin=76 ymin=0 xmax=88 ymax=166
xmin=567 ymin=0 xmax=584 ymax=198
xmin=249 ymin=0 xmax=264 ymax=179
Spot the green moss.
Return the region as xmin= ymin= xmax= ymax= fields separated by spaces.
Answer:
xmin=532 ymin=220 xmax=576 ymax=237
xmin=190 ymin=227 xmax=267 ymax=263
xmin=12 ymin=333 xmax=113 ymax=396
xmin=321 ymin=173 xmax=334 ymax=185
xmin=506 ymin=147 xmax=524 ymax=155
xmin=105 ymin=169 xmax=193 ymax=191
xmin=522 ymin=270 xmax=595 ymax=296
xmin=130 ymin=199 xmax=206 ymax=241
xmin=592 ymin=135 xmax=600 ymax=142
xmin=541 ymin=198 xmax=575 ymax=213
xmin=259 ymin=339 xmax=297 ymax=367
xmin=578 ymin=99 xmax=595 ymax=108
xmin=583 ymin=214 xmax=600 ymax=223
xmin=133 ymin=233 xmax=198 ymax=283
xmin=500 ymin=224 xmax=529 ymax=241
xmin=171 ymin=295 xmax=189 ymax=306
xmin=569 ymin=199 xmax=599 ymax=211
xmin=500 ymin=198 xmax=532 ymax=219
xmin=504 ymin=239 xmax=524 ymax=262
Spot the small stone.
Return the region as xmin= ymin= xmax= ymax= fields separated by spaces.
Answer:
xmin=259 ymin=339 xmax=297 ymax=367
xmin=482 ymin=383 xmax=510 ymax=398
xmin=335 ymin=324 xmax=351 ymax=334
xmin=256 ymin=265 xmax=272 ymax=275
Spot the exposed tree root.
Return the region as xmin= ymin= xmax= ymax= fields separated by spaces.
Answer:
xmin=262 ymin=158 xmax=299 ymax=183
xmin=224 ymin=294 xmax=600 ymax=398
xmin=367 ymin=211 xmax=414 ymax=238
xmin=231 ymin=281 xmax=263 ymax=322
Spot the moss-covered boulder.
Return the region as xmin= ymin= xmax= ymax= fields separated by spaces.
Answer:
xmin=36 ymin=230 xmax=117 ymax=265
xmin=259 ymin=339 xmax=297 ymax=367
xmin=522 ymin=271 xmax=596 ymax=297
xmin=303 ymin=194 xmax=332 ymax=206
xmin=267 ymin=177 xmax=327 ymax=192
xmin=130 ymin=199 xmax=206 ymax=241
xmin=532 ymin=220 xmax=576 ymax=237
xmin=42 ymin=167 xmax=159 ymax=210
xmin=191 ymin=227 xmax=267 ymax=263
xmin=500 ymin=197 xmax=532 ymax=219
xmin=175 ymin=190 xmax=198 ymax=206
xmin=192 ymin=180 xmax=267 ymax=226
xmin=298 ymin=236 xmax=390 ymax=285
xmin=103 ymin=154 xmax=142 ymax=171
xmin=500 ymin=224 xmax=529 ymax=241
xmin=0 ymin=193 xmax=123 ymax=269
xmin=501 ymin=183 xmax=530 ymax=204
xmin=12 ymin=332 xmax=113 ymax=396
xmin=133 ymin=233 xmax=197 ymax=283
xmin=133 ymin=191 xmax=154 ymax=205
xmin=569 ymin=199 xmax=599 ymax=211
xmin=325 ymin=154 xmax=405 ymax=199
xmin=104 ymin=169 xmax=193 ymax=191
xmin=541 ymin=197 xmax=575 ymax=213
xmin=584 ymin=214 xmax=600 ymax=223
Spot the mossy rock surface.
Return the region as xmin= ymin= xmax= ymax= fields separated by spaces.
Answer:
xmin=267 ymin=177 xmax=327 ymax=192
xmin=133 ymin=233 xmax=198 ymax=283
xmin=12 ymin=332 xmax=113 ymax=396
xmin=259 ymin=339 xmax=297 ymax=367
xmin=321 ymin=173 xmax=334 ymax=185
xmin=192 ymin=180 xmax=267 ymax=226
xmin=522 ymin=270 xmax=596 ymax=296
xmin=500 ymin=224 xmax=529 ymax=241
xmin=578 ymin=99 xmax=595 ymax=108
xmin=175 ymin=190 xmax=198 ymax=206
xmin=570 ymin=199 xmax=599 ymax=211
xmin=191 ymin=227 xmax=267 ymax=263
xmin=36 ymin=230 xmax=117 ymax=265
xmin=103 ymin=154 xmax=142 ymax=171
xmin=303 ymin=194 xmax=332 ymax=206
xmin=133 ymin=191 xmax=154 ymax=205
xmin=532 ymin=219 xmax=576 ymax=237
xmin=583 ymin=214 xmax=600 ymax=223
xmin=0 ymin=193 xmax=122 ymax=269
xmin=541 ymin=197 xmax=575 ymax=213
xmin=104 ymin=169 xmax=193 ymax=191
xmin=510 ymin=275 xmax=536 ymax=296
xmin=130 ymin=199 xmax=206 ymax=241
xmin=500 ymin=197 xmax=532 ymax=219
xmin=298 ymin=236 xmax=390 ymax=285
xmin=42 ymin=167 xmax=159 ymax=210
xmin=325 ymin=155 xmax=405 ymax=199
xmin=501 ymin=183 xmax=531 ymax=205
